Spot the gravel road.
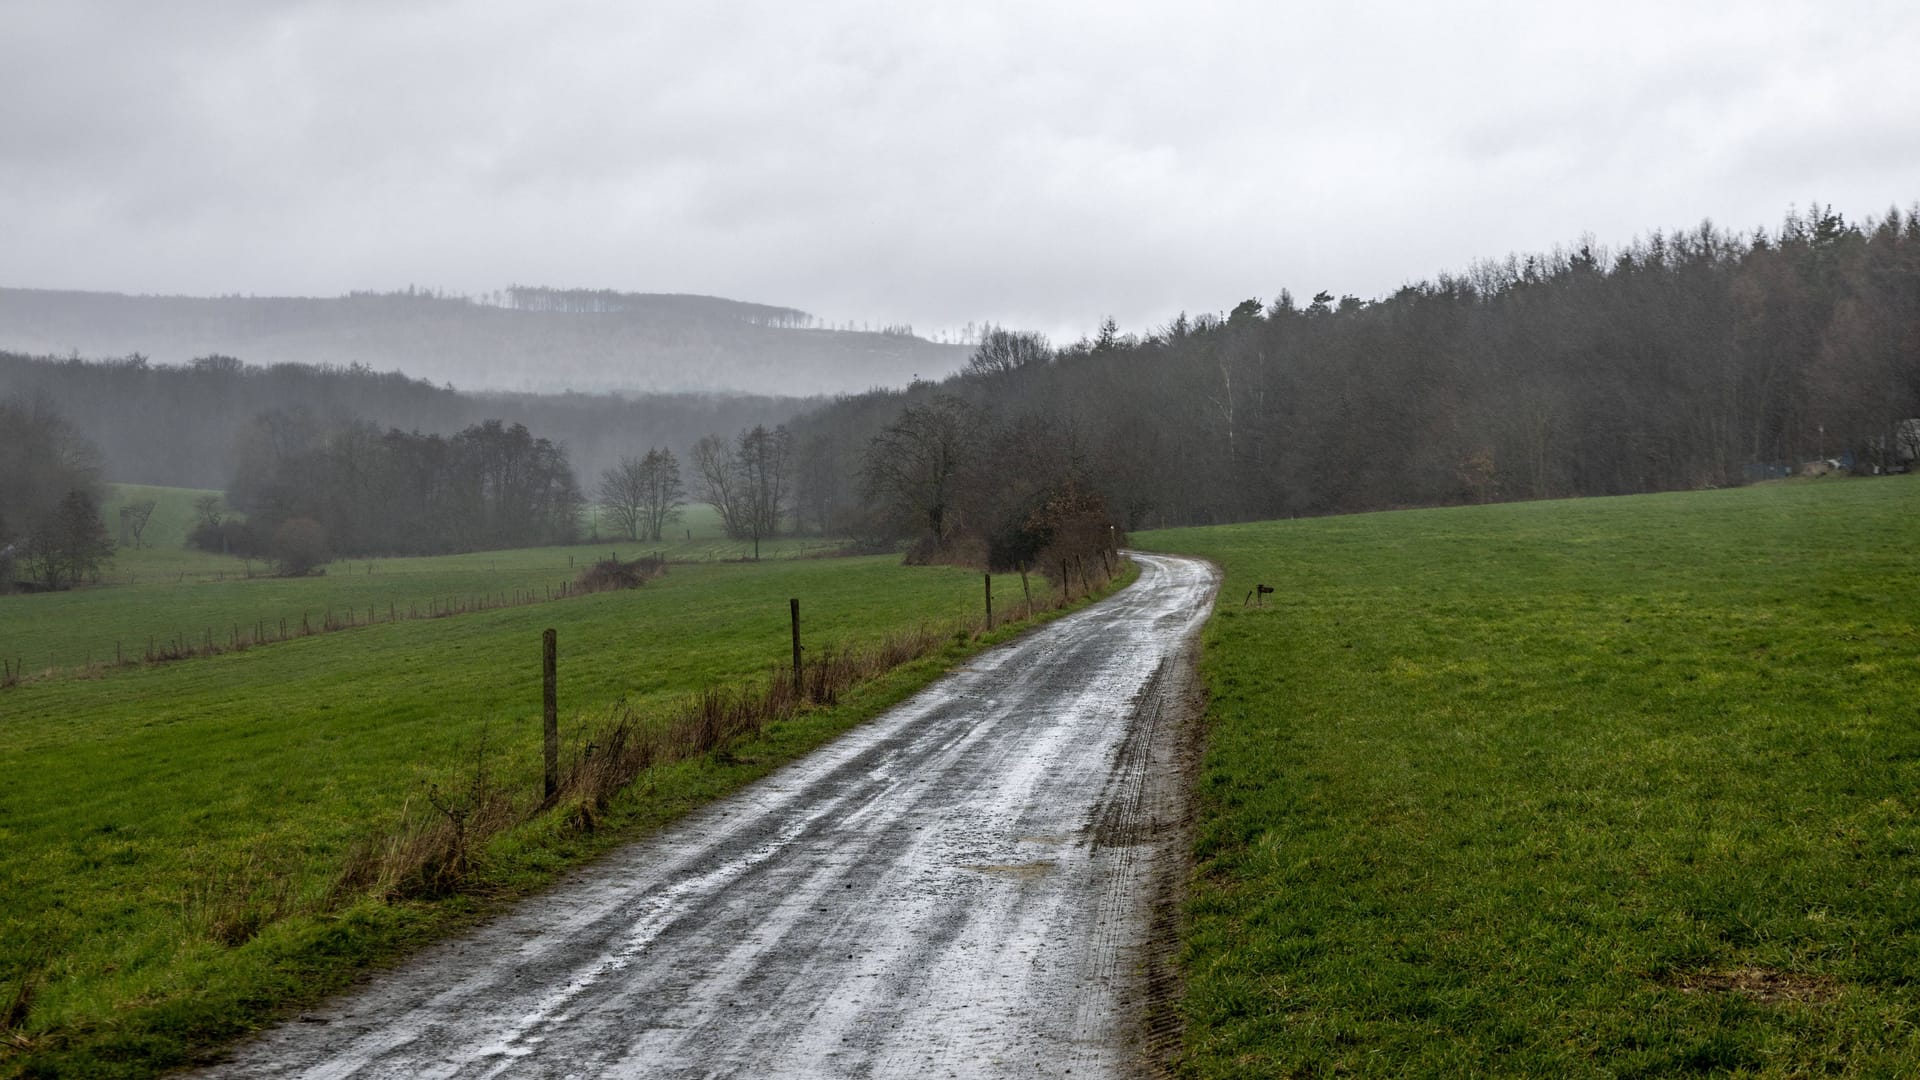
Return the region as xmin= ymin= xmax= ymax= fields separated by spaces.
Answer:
xmin=197 ymin=552 xmax=1218 ymax=1079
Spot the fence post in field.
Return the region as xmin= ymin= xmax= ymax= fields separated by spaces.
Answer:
xmin=543 ymin=628 xmax=559 ymax=800
xmin=983 ymin=572 xmax=993 ymax=630
xmin=1020 ymin=565 xmax=1032 ymax=618
xmin=790 ymin=598 xmax=802 ymax=687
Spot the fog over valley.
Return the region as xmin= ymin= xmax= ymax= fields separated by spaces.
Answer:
xmin=0 ymin=286 xmax=969 ymax=397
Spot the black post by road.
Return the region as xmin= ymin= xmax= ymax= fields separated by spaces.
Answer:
xmin=542 ymin=628 xmax=558 ymax=800
xmin=983 ymin=572 xmax=993 ymax=630
xmin=790 ymin=598 xmax=802 ymax=686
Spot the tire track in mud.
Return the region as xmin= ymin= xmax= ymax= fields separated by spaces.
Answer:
xmin=196 ymin=552 xmax=1219 ymax=1080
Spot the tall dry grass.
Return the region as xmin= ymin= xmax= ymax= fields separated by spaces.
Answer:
xmin=554 ymin=621 xmax=952 ymax=825
xmin=327 ymin=558 xmax=1123 ymax=909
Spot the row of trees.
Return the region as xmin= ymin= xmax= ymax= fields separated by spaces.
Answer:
xmin=597 ymin=425 xmax=816 ymax=557
xmin=223 ymin=413 xmax=584 ymax=559
xmin=790 ymin=203 xmax=1920 ymax=532
xmin=0 ymin=394 xmax=114 ymax=590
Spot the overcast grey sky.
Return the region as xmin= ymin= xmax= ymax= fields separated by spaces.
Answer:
xmin=3 ymin=0 xmax=1917 ymax=344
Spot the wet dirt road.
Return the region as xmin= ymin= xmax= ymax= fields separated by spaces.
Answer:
xmin=199 ymin=552 xmax=1218 ymax=1079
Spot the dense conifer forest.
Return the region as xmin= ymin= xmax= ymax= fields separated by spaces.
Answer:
xmin=791 ymin=205 xmax=1920 ymax=537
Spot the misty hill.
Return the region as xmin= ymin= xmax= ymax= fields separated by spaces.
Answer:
xmin=0 ymin=286 xmax=969 ymax=396
xmin=0 ymin=350 xmax=812 ymax=490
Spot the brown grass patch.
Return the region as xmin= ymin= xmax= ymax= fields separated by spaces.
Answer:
xmin=1664 ymin=967 xmax=1840 ymax=1005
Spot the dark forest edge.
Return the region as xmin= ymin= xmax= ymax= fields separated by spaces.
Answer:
xmin=792 ymin=202 xmax=1920 ymax=533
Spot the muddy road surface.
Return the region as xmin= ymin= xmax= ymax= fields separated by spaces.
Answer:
xmin=199 ymin=552 xmax=1218 ymax=1079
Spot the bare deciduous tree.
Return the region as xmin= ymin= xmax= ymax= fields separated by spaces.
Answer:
xmin=691 ymin=433 xmax=742 ymax=539
xmin=693 ymin=428 xmax=792 ymax=557
xmin=597 ymin=457 xmax=650 ymax=541
xmin=119 ymin=498 xmax=156 ymax=548
xmin=636 ymin=447 xmax=686 ymax=543
xmin=860 ymin=395 xmax=984 ymax=544
xmin=964 ymin=327 xmax=1051 ymax=378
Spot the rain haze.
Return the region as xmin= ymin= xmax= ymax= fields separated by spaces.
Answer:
xmin=3 ymin=0 xmax=1918 ymax=354
xmin=9 ymin=4 xmax=1920 ymax=1077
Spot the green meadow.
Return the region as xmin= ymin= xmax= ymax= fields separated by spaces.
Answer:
xmin=0 ymin=535 xmax=1121 ymax=1077
xmin=1140 ymin=474 xmax=1920 ymax=1077
xmin=4 ymin=486 xmax=842 ymax=675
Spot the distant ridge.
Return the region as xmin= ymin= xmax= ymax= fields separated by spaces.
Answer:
xmin=0 ymin=286 xmax=968 ymax=396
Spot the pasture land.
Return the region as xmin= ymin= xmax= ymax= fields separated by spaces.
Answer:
xmin=3 ymin=486 xmax=844 ymax=675
xmin=0 ymin=546 xmax=1126 ymax=1077
xmin=1139 ymin=474 xmax=1920 ymax=1077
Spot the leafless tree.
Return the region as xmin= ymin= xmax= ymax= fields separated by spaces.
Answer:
xmin=119 ymin=498 xmax=156 ymax=548
xmin=691 ymin=433 xmax=742 ymax=539
xmin=597 ymin=457 xmax=650 ymax=540
xmin=693 ymin=427 xmax=791 ymax=557
xmin=860 ymin=395 xmax=984 ymax=543
xmin=964 ymin=327 xmax=1051 ymax=378
xmin=636 ymin=447 xmax=686 ymax=542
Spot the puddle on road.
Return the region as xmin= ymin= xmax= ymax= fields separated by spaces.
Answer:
xmin=1014 ymin=834 xmax=1066 ymax=846
xmin=962 ymin=860 xmax=1057 ymax=878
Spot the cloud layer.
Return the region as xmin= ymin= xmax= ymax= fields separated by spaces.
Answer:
xmin=4 ymin=0 xmax=1918 ymax=348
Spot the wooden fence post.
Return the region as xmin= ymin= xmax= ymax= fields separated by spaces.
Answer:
xmin=983 ymin=572 xmax=993 ymax=630
xmin=543 ymin=628 xmax=558 ymax=800
xmin=790 ymin=598 xmax=802 ymax=686
xmin=1021 ymin=565 xmax=1032 ymax=618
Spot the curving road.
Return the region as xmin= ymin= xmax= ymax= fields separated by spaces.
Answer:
xmin=198 ymin=552 xmax=1219 ymax=1079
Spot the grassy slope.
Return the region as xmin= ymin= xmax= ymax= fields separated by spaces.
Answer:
xmin=1139 ymin=475 xmax=1920 ymax=1078
xmin=5 ymin=489 xmax=842 ymax=673
xmin=0 ymin=550 xmax=1125 ymax=1077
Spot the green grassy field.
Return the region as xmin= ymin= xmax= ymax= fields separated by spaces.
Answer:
xmin=0 ymin=542 xmax=1122 ymax=1077
xmin=3 ymin=487 xmax=846 ymax=675
xmin=1139 ymin=474 xmax=1920 ymax=1077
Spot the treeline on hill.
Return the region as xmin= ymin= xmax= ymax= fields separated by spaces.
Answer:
xmin=207 ymin=413 xmax=584 ymax=562
xmin=0 ymin=285 xmax=969 ymax=396
xmin=791 ymin=204 xmax=1920 ymax=531
xmin=0 ymin=350 xmax=808 ymax=489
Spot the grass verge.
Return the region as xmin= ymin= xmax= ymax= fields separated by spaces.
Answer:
xmin=1139 ymin=475 xmax=1920 ymax=1078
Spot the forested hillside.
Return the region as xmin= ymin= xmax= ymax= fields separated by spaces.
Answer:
xmin=791 ymin=205 xmax=1920 ymax=534
xmin=0 ymin=352 xmax=807 ymax=489
xmin=0 ymin=286 xmax=968 ymax=396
